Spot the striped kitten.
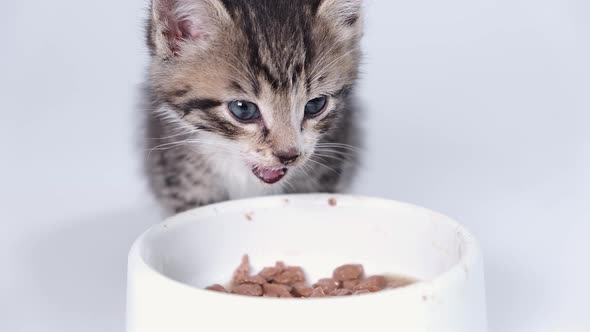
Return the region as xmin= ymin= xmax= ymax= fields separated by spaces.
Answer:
xmin=144 ymin=0 xmax=364 ymax=213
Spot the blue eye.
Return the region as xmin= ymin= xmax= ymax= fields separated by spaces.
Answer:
xmin=304 ymin=96 xmax=328 ymax=117
xmin=228 ymin=100 xmax=260 ymax=121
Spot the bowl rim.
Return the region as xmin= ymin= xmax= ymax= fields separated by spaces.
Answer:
xmin=128 ymin=193 xmax=482 ymax=303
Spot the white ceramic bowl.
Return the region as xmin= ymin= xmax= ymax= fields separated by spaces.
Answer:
xmin=126 ymin=194 xmax=487 ymax=332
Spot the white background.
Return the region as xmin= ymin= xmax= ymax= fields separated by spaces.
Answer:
xmin=1 ymin=0 xmax=588 ymax=331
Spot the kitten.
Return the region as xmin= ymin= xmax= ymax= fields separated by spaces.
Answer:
xmin=143 ymin=0 xmax=364 ymax=214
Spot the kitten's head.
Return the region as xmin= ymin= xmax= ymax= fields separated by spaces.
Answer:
xmin=148 ymin=0 xmax=362 ymax=184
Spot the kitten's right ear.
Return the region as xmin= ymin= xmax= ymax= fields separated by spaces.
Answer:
xmin=316 ymin=0 xmax=363 ymax=40
xmin=149 ymin=0 xmax=230 ymax=58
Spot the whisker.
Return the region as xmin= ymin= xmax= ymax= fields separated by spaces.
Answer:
xmin=311 ymin=152 xmax=350 ymax=163
xmin=307 ymin=157 xmax=340 ymax=175
xmin=296 ymin=163 xmax=313 ymax=179
xmin=147 ymin=130 xmax=195 ymax=141
xmin=313 ymin=148 xmax=358 ymax=159
xmin=315 ymin=143 xmax=362 ymax=152
xmin=314 ymin=149 xmax=359 ymax=158
xmin=281 ymin=176 xmax=297 ymax=192
xmin=298 ymin=163 xmax=323 ymax=190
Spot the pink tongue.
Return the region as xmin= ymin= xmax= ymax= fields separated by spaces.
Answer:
xmin=259 ymin=168 xmax=283 ymax=180
xmin=253 ymin=167 xmax=287 ymax=184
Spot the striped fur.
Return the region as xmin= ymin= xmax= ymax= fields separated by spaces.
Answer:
xmin=143 ymin=0 xmax=364 ymax=213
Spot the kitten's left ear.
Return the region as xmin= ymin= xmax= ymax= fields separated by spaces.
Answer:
xmin=316 ymin=0 xmax=363 ymax=34
xmin=149 ymin=0 xmax=230 ymax=58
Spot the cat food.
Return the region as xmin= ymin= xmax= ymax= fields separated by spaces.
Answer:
xmin=205 ymin=255 xmax=415 ymax=298
xmin=333 ymin=264 xmax=364 ymax=281
xmin=232 ymin=283 xmax=264 ymax=296
xmin=205 ymin=284 xmax=227 ymax=293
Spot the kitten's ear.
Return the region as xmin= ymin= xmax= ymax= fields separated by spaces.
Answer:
xmin=316 ymin=0 xmax=363 ymax=32
xmin=149 ymin=0 xmax=230 ymax=57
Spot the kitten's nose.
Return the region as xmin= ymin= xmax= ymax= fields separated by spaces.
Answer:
xmin=274 ymin=149 xmax=300 ymax=166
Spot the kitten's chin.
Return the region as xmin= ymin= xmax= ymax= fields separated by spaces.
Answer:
xmin=251 ymin=167 xmax=288 ymax=184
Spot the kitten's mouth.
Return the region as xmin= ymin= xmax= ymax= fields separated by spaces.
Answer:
xmin=252 ymin=167 xmax=288 ymax=184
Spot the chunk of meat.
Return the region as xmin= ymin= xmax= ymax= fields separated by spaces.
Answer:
xmin=234 ymin=274 xmax=267 ymax=285
xmin=341 ymin=279 xmax=359 ymax=290
xmin=313 ymin=278 xmax=340 ymax=293
xmin=353 ymin=289 xmax=371 ymax=295
xmin=205 ymin=284 xmax=227 ymax=293
xmin=258 ymin=262 xmax=286 ymax=282
xmin=354 ymin=275 xmax=387 ymax=292
xmin=309 ymin=287 xmax=327 ymax=298
xmin=235 ymin=255 xmax=251 ymax=275
xmin=329 ymin=288 xmax=353 ymax=296
xmin=291 ymin=282 xmax=314 ymax=298
xmin=273 ymin=266 xmax=306 ymax=285
xmin=263 ymin=283 xmax=293 ymax=298
xmin=232 ymin=255 xmax=252 ymax=284
xmin=231 ymin=255 xmax=266 ymax=285
xmin=232 ymin=283 xmax=263 ymax=297
xmin=333 ymin=264 xmax=364 ymax=281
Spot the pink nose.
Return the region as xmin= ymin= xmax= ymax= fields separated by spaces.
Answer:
xmin=274 ymin=149 xmax=300 ymax=165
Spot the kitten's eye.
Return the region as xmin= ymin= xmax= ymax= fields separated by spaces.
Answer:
xmin=228 ymin=100 xmax=260 ymax=122
xmin=304 ymin=96 xmax=328 ymax=118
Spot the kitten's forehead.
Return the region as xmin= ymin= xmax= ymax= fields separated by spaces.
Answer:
xmin=220 ymin=0 xmax=317 ymax=94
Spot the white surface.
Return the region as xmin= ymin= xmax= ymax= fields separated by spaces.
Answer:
xmin=127 ymin=194 xmax=486 ymax=332
xmin=0 ymin=0 xmax=588 ymax=331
